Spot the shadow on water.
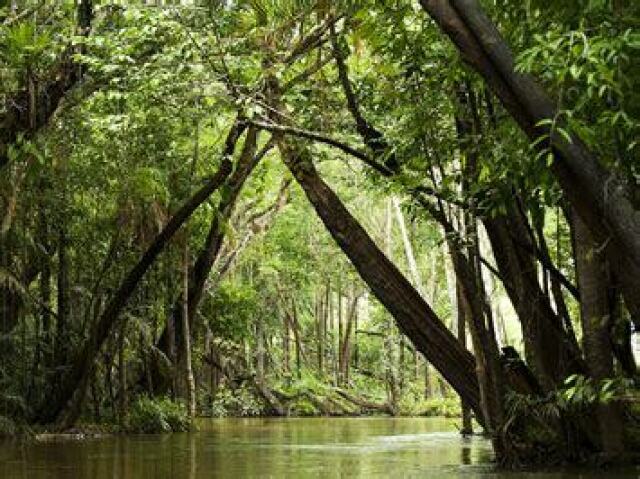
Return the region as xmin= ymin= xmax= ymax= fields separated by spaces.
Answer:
xmin=0 ymin=417 xmax=638 ymax=478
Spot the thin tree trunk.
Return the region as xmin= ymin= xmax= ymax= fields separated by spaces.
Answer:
xmin=316 ymin=288 xmax=324 ymax=374
xmin=291 ymin=298 xmax=303 ymax=379
xmin=55 ymin=224 xmax=69 ymax=369
xmin=337 ymin=283 xmax=343 ymax=384
xmin=283 ymin=308 xmax=290 ymax=377
xmin=251 ymin=309 xmax=263 ymax=384
xmin=117 ymin=320 xmax=127 ymax=428
xmin=339 ymin=295 xmax=358 ymax=385
xmin=393 ymin=197 xmax=423 ymax=294
xmin=181 ymin=241 xmax=196 ymax=419
xmin=323 ymin=282 xmax=329 ymax=375
xmin=457 ymin=281 xmax=473 ymax=435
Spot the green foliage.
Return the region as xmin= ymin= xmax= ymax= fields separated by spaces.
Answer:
xmin=208 ymin=281 xmax=260 ymax=340
xmin=398 ymin=391 xmax=461 ymax=418
xmin=1 ymin=22 xmax=52 ymax=68
xmin=208 ymin=386 xmax=263 ymax=418
xmin=514 ymin=3 xmax=640 ymax=181
xmin=126 ymin=397 xmax=191 ymax=434
xmin=558 ymin=374 xmax=634 ymax=408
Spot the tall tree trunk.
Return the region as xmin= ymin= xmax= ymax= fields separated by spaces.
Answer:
xmin=55 ymin=224 xmax=69 ymax=370
xmin=393 ymin=197 xmax=423 ymax=295
xmin=339 ymin=295 xmax=357 ymax=385
xmin=573 ymin=211 xmax=625 ymax=457
xmin=165 ymin=264 xmax=177 ymax=399
xmin=323 ymin=282 xmax=330 ymax=376
xmin=337 ymin=283 xmax=343 ymax=385
xmin=456 ymin=282 xmax=473 ymax=435
xmin=291 ymin=298 xmax=303 ymax=380
xmin=316 ymin=288 xmax=324 ymax=374
xmin=483 ymin=209 xmax=583 ymax=389
xmin=256 ymin=320 xmax=265 ymax=383
xmin=283 ymin=309 xmax=290 ymax=377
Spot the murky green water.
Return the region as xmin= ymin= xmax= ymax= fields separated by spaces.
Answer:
xmin=0 ymin=417 xmax=637 ymax=478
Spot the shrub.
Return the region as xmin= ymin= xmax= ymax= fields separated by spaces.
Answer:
xmin=399 ymin=396 xmax=461 ymax=417
xmin=209 ymin=386 xmax=263 ymax=418
xmin=289 ymin=398 xmax=319 ymax=416
xmin=127 ymin=396 xmax=191 ymax=433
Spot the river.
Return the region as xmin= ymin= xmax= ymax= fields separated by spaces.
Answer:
xmin=0 ymin=417 xmax=637 ymax=478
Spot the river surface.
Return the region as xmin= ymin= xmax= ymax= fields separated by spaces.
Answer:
xmin=0 ymin=417 xmax=637 ymax=478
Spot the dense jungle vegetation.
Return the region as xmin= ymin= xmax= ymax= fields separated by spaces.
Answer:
xmin=1 ymin=0 xmax=639 ymax=468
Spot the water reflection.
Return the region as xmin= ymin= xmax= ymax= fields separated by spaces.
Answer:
xmin=0 ymin=417 xmax=638 ymax=478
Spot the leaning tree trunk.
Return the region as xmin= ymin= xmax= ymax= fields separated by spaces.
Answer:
xmin=276 ymin=139 xmax=483 ymax=421
xmin=418 ymin=0 xmax=640 ymax=324
xmin=262 ymin=59 xmax=483 ymax=421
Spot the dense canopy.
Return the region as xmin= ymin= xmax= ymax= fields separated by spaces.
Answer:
xmin=1 ymin=0 xmax=639 ymax=467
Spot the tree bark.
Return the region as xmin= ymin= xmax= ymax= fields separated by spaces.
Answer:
xmin=339 ymin=295 xmax=357 ymax=385
xmin=573 ymin=210 xmax=625 ymax=457
xmin=456 ymin=282 xmax=473 ymax=435
xmin=55 ymin=223 xmax=70 ymax=371
xmin=117 ymin=319 xmax=127 ymax=428
xmin=483 ymin=209 xmax=583 ymax=389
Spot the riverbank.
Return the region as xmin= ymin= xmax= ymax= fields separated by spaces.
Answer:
xmin=0 ymin=393 xmax=467 ymax=441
